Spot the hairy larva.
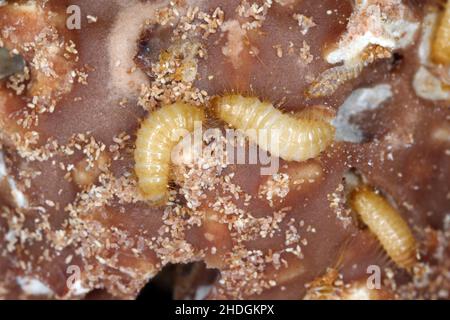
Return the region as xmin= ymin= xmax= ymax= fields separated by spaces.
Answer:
xmin=350 ymin=186 xmax=417 ymax=270
xmin=134 ymin=102 xmax=205 ymax=202
xmin=304 ymin=268 xmax=393 ymax=300
xmin=308 ymin=45 xmax=392 ymax=98
xmin=307 ymin=63 xmax=364 ymax=98
xmin=214 ymin=95 xmax=335 ymax=162
xmin=0 ymin=47 xmax=25 ymax=80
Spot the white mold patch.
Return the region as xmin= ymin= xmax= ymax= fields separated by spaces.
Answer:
xmin=333 ymin=84 xmax=393 ymax=143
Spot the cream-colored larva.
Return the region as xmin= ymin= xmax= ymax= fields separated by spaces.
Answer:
xmin=214 ymin=95 xmax=335 ymax=162
xmin=432 ymin=0 xmax=450 ymax=65
xmin=303 ymin=269 xmax=394 ymax=300
xmin=134 ymin=102 xmax=205 ymax=202
xmin=350 ymin=186 xmax=417 ymax=270
xmin=308 ymin=45 xmax=392 ymax=98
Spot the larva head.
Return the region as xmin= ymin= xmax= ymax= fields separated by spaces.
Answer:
xmin=349 ymin=185 xmax=371 ymax=206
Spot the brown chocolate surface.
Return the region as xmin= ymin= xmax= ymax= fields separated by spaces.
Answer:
xmin=0 ymin=0 xmax=449 ymax=300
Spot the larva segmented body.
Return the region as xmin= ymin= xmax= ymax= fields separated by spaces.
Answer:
xmin=307 ymin=63 xmax=364 ymax=98
xmin=214 ymin=95 xmax=335 ymax=162
xmin=350 ymin=186 xmax=417 ymax=270
xmin=296 ymin=105 xmax=336 ymax=124
xmin=308 ymin=45 xmax=392 ymax=98
xmin=134 ymin=103 xmax=205 ymax=202
xmin=432 ymin=0 xmax=450 ymax=65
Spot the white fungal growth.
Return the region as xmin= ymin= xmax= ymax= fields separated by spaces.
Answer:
xmin=215 ymin=95 xmax=335 ymax=162
xmin=0 ymin=152 xmax=28 ymax=208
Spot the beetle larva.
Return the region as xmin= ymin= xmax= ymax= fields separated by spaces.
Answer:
xmin=432 ymin=0 xmax=450 ymax=65
xmin=307 ymin=63 xmax=364 ymax=98
xmin=350 ymin=186 xmax=417 ymax=270
xmin=134 ymin=102 xmax=205 ymax=202
xmin=214 ymin=95 xmax=335 ymax=162
xmin=308 ymin=45 xmax=392 ymax=98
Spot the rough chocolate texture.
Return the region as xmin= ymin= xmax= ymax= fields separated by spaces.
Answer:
xmin=0 ymin=0 xmax=449 ymax=300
